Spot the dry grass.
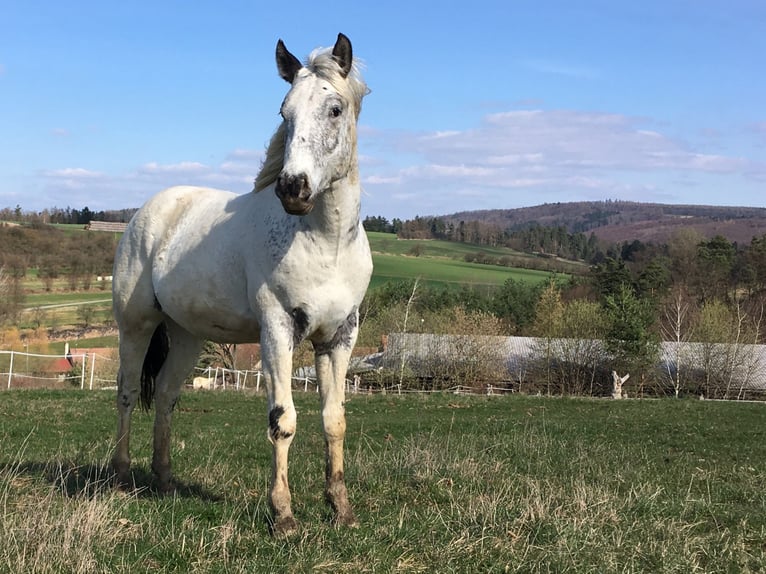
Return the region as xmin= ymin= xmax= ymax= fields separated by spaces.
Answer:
xmin=0 ymin=391 xmax=764 ymax=572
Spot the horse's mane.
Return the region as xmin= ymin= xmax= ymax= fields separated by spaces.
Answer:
xmin=253 ymin=48 xmax=369 ymax=193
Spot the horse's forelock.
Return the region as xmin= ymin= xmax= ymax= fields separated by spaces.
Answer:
xmin=306 ymin=48 xmax=369 ymax=116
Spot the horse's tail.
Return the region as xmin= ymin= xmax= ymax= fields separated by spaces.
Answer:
xmin=140 ymin=322 xmax=169 ymax=411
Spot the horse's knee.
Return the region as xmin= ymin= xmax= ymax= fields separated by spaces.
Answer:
xmin=322 ymin=404 xmax=347 ymax=440
xmin=268 ymin=404 xmax=296 ymax=444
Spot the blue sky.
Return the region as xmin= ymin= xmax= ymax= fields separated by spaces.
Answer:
xmin=1 ymin=0 xmax=765 ymax=220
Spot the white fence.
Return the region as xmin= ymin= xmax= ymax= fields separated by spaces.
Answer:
xmin=0 ymin=349 xmax=116 ymax=390
xmin=0 ymin=349 xmax=359 ymax=394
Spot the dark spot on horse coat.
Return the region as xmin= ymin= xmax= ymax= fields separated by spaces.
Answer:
xmin=291 ymin=307 xmax=310 ymax=347
xmin=269 ymin=405 xmax=293 ymax=440
xmin=153 ymin=296 xmax=162 ymax=312
xmin=347 ymin=221 xmax=359 ymax=241
xmin=314 ymin=308 xmax=357 ymax=355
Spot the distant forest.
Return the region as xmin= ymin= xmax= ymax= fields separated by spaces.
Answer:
xmin=0 ymin=205 xmax=137 ymax=226
xmin=365 ymin=214 xmax=601 ymax=262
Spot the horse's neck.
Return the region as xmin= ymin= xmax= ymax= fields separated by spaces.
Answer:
xmin=306 ymin=169 xmax=362 ymax=242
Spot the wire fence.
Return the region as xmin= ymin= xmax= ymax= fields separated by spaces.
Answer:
xmin=0 ymin=349 xmax=377 ymax=395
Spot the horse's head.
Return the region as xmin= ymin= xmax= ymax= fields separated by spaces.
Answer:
xmin=264 ymin=33 xmax=366 ymax=216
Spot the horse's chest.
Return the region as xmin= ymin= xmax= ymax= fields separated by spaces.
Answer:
xmin=280 ymin=257 xmax=366 ymax=306
xmin=272 ymin=240 xmax=371 ymax=325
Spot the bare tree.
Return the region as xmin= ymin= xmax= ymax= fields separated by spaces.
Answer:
xmin=660 ymin=286 xmax=695 ymax=397
xmin=0 ymin=265 xmax=23 ymax=325
xmin=398 ymin=278 xmax=420 ymax=387
xmin=695 ymin=298 xmax=761 ymax=399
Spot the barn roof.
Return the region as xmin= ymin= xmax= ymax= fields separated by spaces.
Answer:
xmin=382 ymin=333 xmax=766 ymax=391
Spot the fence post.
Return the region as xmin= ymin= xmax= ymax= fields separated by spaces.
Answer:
xmin=89 ymin=353 xmax=96 ymax=390
xmin=7 ymin=351 xmax=13 ymax=390
xmin=80 ymin=354 xmax=86 ymax=389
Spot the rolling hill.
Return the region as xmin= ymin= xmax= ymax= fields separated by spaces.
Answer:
xmin=443 ymin=200 xmax=766 ymax=244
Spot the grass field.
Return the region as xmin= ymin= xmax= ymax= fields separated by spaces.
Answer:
xmin=367 ymin=232 xmax=534 ymax=260
xmin=1 ymin=391 xmax=764 ymax=572
xmin=370 ymin=253 xmax=555 ymax=290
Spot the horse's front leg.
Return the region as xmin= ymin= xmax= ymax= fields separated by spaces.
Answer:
xmin=261 ymin=323 xmax=299 ymax=535
xmin=314 ymin=315 xmax=359 ymax=527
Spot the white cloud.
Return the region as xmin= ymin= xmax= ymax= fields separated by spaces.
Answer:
xmin=358 ymin=108 xmax=766 ymax=217
xmin=43 ymin=167 xmax=103 ymax=179
xmin=30 ymin=151 xmax=264 ymax=211
xmin=138 ymin=161 xmax=209 ymax=175
xmin=363 ymin=174 xmax=401 ymax=185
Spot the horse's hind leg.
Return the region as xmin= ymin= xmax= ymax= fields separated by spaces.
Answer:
xmin=113 ymin=323 xmax=158 ymax=488
xmin=150 ymin=321 xmax=203 ymax=492
xmin=314 ymin=323 xmax=359 ymax=527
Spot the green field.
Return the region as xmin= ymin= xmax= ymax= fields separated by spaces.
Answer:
xmin=1 ymin=390 xmax=764 ymax=572
xmin=371 ymin=253 xmax=554 ymax=289
xmin=367 ymin=231 xmax=534 ymax=260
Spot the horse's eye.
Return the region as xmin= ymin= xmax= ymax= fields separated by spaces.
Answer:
xmin=331 ymin=106 xmax=342 ymax=118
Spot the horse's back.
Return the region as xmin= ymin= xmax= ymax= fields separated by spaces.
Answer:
xmin=113 ymin=186 xmax=240 ymax=317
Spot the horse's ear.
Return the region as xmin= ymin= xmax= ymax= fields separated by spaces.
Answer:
xmin=276 ymin=39 xmax=302 ymax=83
xmin=331 ymin=33 xmax=353 ymax=78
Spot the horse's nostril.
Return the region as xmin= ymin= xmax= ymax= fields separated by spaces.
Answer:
xmin=277 ymin=173 xmax=308 ymax=195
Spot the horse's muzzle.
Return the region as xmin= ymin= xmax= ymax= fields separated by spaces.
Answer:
xmin=275 ymin=173 xmax=315 ymax=215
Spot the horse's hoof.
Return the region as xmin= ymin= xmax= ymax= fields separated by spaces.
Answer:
xmin=157 ymin=480 xmax=176 ymax=495
xmin=334 ymin=510 xmax=358 ymax=528
xmin=113 ymin=472 xmax=133 ymax=492
xmin=272 ymin=515 xmax=299 ymax=537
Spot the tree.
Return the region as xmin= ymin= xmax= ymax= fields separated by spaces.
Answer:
xmin=636 ymin=257 xmax=671 ymax=299
xmin=491 ymin=278 xmax=543 ymax=333
xmin=696 ymin=235 xmax=735 ymax=302
xmin=76 ymin=304 xmax=97 ymax=328
xmin=667 ymin=228 xmax=704 ymax=287
xmin=591 ymin=257 xmax=632 ymax=300
xmin=603 ymin=283 xmax=659 ymax=395
xmin=197 ymin=342 xmax=238 ymax=382
xmin=694 ymin=298 xmax=761 ymax=399
xmin=745 ymin=234 xmax=766 ymax=293
xmin=660 ymin=286 xmax=696 ymax=397
xmin=0 ymin=265 xmax=23 ymax=325
xmin=531 ymin=280 xmax=564 ymax=394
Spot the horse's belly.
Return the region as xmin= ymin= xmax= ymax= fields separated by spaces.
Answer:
xmin=154 ymin=280 xmax=260 ymax=343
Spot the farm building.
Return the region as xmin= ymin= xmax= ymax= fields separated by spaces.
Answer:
xmin=85 ymin=220 xmax=128 ymax=232
xmin=380 ymin=333 xmax=766 ymax=398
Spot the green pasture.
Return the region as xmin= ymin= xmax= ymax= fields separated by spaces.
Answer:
xmin=367 ymin=231 xmax=533 ymax=260
xmin=0 ymin=391 xmax=764 ymax=572
xmin=370 ymin=253 xmax=556 ymax=290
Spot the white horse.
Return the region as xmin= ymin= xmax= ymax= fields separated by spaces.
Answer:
xmin=111 ymin=33 xmax=372 ymax=535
